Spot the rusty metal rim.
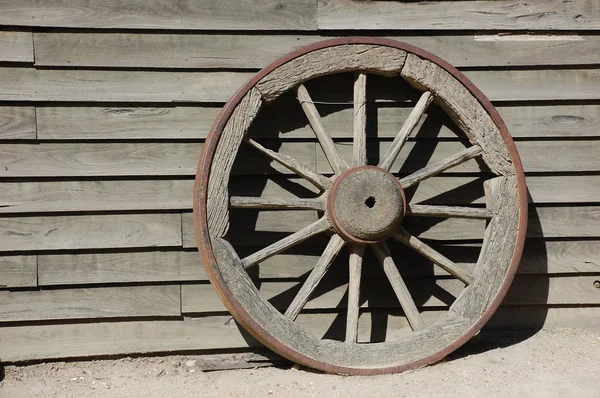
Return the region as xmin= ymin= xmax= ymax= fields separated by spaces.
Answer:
xmin=193 ymin=37 xmax=528 ymax=375
xmin=326 ymin=165 xmax=407 ymax=245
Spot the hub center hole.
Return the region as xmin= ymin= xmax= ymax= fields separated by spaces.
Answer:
xmin=365 ymin=196 xmax=376 ymax=208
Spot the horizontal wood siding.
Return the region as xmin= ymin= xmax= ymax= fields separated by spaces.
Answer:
xmin=0 ymin=0 xmax=598 ymax=363
xmin=0 ymin=31 xmax=33 ymax=62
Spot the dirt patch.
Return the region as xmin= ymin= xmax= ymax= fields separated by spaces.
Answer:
xmin=1 ymin=328 xmax=599 ymax=398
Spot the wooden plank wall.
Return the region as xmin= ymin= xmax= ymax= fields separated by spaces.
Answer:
xmin=1 ymin=0 xmax=600 ymax=363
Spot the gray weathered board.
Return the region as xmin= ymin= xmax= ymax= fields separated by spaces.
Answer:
xmin=0 ymin=0 xmax=599 ymax=365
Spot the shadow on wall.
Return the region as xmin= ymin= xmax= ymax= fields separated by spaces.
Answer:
xmin=450 ymin=193 xmax=549 ymax=361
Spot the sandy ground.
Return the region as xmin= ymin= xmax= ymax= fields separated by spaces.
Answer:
xmin=1 ymin=328 xmax=599 ymax=398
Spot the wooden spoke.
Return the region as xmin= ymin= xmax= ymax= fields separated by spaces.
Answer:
xmin=241 ymin=216 xmax=331 ymax=268
xmin=370 ymin=242 xmax=426 ymax=331
xmin=345 ymin=244 xmax=365 ymax=343
xmin=296 ymin=84 xmax=348 ymax=175
xmin=353 ymin=72 xmax=368 ymax=167
xmin=285 ymin=234 xmax=346 ymax=321
xmin=392 ymin=227 xmax=474 ymax=285
xmin=378 ymin=91 xmax=434 ymax=171
xmin=244 ymin=138 xmax=332 ymax=190
xmin=407 ymin=204 xmax=492 ymax=219
xmin=230 ymin=196 xmax=325 ymax=211
xmin=400 ymin=145 xmax=482 ymax=188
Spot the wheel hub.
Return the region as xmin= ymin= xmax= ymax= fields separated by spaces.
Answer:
xmin=327 ymin=166 xmax=407 ymax=243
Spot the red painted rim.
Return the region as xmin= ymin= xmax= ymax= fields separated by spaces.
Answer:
xmin=193 ymin=37 xmax=528 ymax=375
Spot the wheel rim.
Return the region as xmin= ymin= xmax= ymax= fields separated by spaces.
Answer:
xmin=193 ymin=37 xmax=528 ymax=375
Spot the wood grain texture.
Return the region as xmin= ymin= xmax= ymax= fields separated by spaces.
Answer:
xmin=0 ymin=175 xmax=597 ymax=214
xmin=296 ymin=84 xmax=348 ymax=175
xmin=38 ymin=251 xmax=202 ymax=286
xmin=0 ymin=68 xmax=599 ymax=102
xmin=0 ymin=256 xmax=36 ymax=288
xmin=0 ymin=214 xmax=181 ymax=251
xmin=0 ymin=285 xmax=181 ymax=322
xmin=32 ymin=33 xmax=600 ymax=68
xmin=371 ymin=242 xmax=425 ymax=331
xmin=31 ymin=239 xmax=600 ymax=287
xmin=241 ymin=217 xmax=331 ymax=268
xmin=401 ymin=54 xmax=512 ymax=176
xmin=0 ymin=142 xmax=202 ymax=177
xmin=183 ymin=206 xmax=600 ymax=248
xmin=0 ymin=0 xmax=317 ymax=30
xmin=182 ymin=275 xmax=600 ymax=313
xmin=352 ymin=72 xmax=367 ymax=167
xmin=256 ymin=44 xmax=406 ymax=102
xmin=3 ymin=140 xmax=596 ymax=179
xmin=0 ymin=179 xmax=194 ymax=213
xmin=33 ymin=104 xmax=600 ymax=140
xmin=207 ymin=88 xmax=263 ymax=238
xmin=346 ymin=244 xmax=364 ymax=343
xmin=317 ymin=141 xmax=600 ymax=174
xmin=0 ymin=31 xmax=33 ymax=62
xmin=378 ymin=91 xmax=433 ymax=171
xmin=284 ymin=234 xmax=345 ymax=320
xmin=0 ymin=106 xmax=36 ymax=140
xmin=318 ymin=0 xmax=600 ymax=30
xmin=244 ymin=139 xmax=330 ymax=190
xmin=36 ymin=106 xmax=219 ymax=140
xmin=452 ymin=176 xmax=520 ymax=323
xmin=0 ymin=68 xmax=249 ymax=102
xmin=0 ymin=307 xmax=598 ymax=362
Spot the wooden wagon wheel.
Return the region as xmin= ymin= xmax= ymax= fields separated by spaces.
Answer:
xmin=193 ymin=38 xmax=527 ymax=375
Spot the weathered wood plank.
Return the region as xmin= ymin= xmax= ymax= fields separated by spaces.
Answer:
xmin=318 ymin=0 xmax=600 ymax=30
xmin=0 ymin=213 xmax=181 ymax=252
xmin=0 ymin=306 xmax=598 ymax=362
xmin=0 ymin=141 xmax=318 ymax=177
xmin=0 ymin=31 xmax=33 ymax=62
xmin=466 ymin=69 xmax=600 ymax=102
xmin=317 ymin=141 xmax=600 ymax=174
xmin=0 ymin=142 xmax=204 ymax=177
xmin=2 ymin=140 xmax=596 ymax=179
xmin=1 ymin=175 xmax=597 ymax=214
xmin=182 ymin=275 xmax=600 ymax=313
xmin=0 ymin=68 xmax=249 ymax=102
xmin=0 ymin=106 xmax=36 ymax=140
xmin=36 ymin=104 xmax=600 ymax=140
xmin=0 ymin=0 xmax=317 ymax=30
xmin=0 ymin=69 xmax=599 ymax=102
xmin=32 ymin=33 xmax=600 ymax=69
xmin=0 ymin=256 xmax=36 ymax=288
xmin=0 ymin=285 xmax=181 ymax=322
xmin=37 ymin=251 xmax=201 ymax=286
xmin=32 ymin=239 xmax=600 ymax=286
xmin=183 ymin=205 xmax=600 ymax=248
xmin=36 ymin=106 xmax=219 ymax=140
xmin=0 ymin=179 xmax=194 ymax=213
xmin=411 ymin=175 xmax=600 ymax=206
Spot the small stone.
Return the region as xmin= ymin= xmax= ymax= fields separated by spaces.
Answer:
xmin=185 ymin=360 xmax=197 ymax=368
